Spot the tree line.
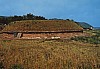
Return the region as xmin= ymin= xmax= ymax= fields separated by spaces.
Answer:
xmin=0 ymin=13 xmax=46 ymax=25
xmin=0 ymin=13 xmax=76 ymax=26
xmin=0 ymin=13 xmax=76 ymax=31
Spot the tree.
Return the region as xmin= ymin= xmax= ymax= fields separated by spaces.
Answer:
xmin=26 ymin=13 xmax=34 ymax=20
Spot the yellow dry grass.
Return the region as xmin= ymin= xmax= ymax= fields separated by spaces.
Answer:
xmin=0 ymin=39 xmax=100 ymax=69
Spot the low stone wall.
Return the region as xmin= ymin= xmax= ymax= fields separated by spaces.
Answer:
xmin=21 ymin=33 xmax=85 ymax=39
xmin=1 ymin=32 xmax=87 ymax=39
xmin=2 ymin=33 xmax=14 ymax=39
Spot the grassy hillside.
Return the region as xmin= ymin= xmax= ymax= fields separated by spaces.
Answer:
xmin=2 ymin=20 xmax=83 ymax=32
xmin=0 ymin=39 xmax=100 ymax=69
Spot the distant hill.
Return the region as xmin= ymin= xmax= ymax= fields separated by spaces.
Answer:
xmin=77 ymin=22 xmax=93 ymax=30
xmin=94 ymin=27 xmax=100 ymax=30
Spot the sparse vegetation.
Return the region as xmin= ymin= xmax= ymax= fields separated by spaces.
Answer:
xmin=71 ymin=30 xmax=100 ymax=44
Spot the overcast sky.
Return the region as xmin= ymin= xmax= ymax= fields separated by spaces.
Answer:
xmin=0 ymin=0 xmax=100 ymax=27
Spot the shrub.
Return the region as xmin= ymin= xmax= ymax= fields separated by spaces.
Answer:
xmin=0 ymin=62 xmax=4 ymax=69
xmin=10 ymin=64 xmax=23 ymax=69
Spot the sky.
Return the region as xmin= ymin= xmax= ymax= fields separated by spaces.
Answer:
xmin=0 ymin=0 xmax=100 ymax=27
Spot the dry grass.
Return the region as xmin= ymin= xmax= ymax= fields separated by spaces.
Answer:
xmin=2 ymin=20 xmax=83 ymax=32
xmin=0 ymin=39 xmax=100 ymax=69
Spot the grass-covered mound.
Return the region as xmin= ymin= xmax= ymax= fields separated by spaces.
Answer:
xmin=2 ymin=20 xmax=83 ymax=32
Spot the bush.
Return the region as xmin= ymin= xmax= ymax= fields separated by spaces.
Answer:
xmin=10 ymin=64 xmax=23 ymax=69
xmin=0 ymin=62 xmax=4 ymax=69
